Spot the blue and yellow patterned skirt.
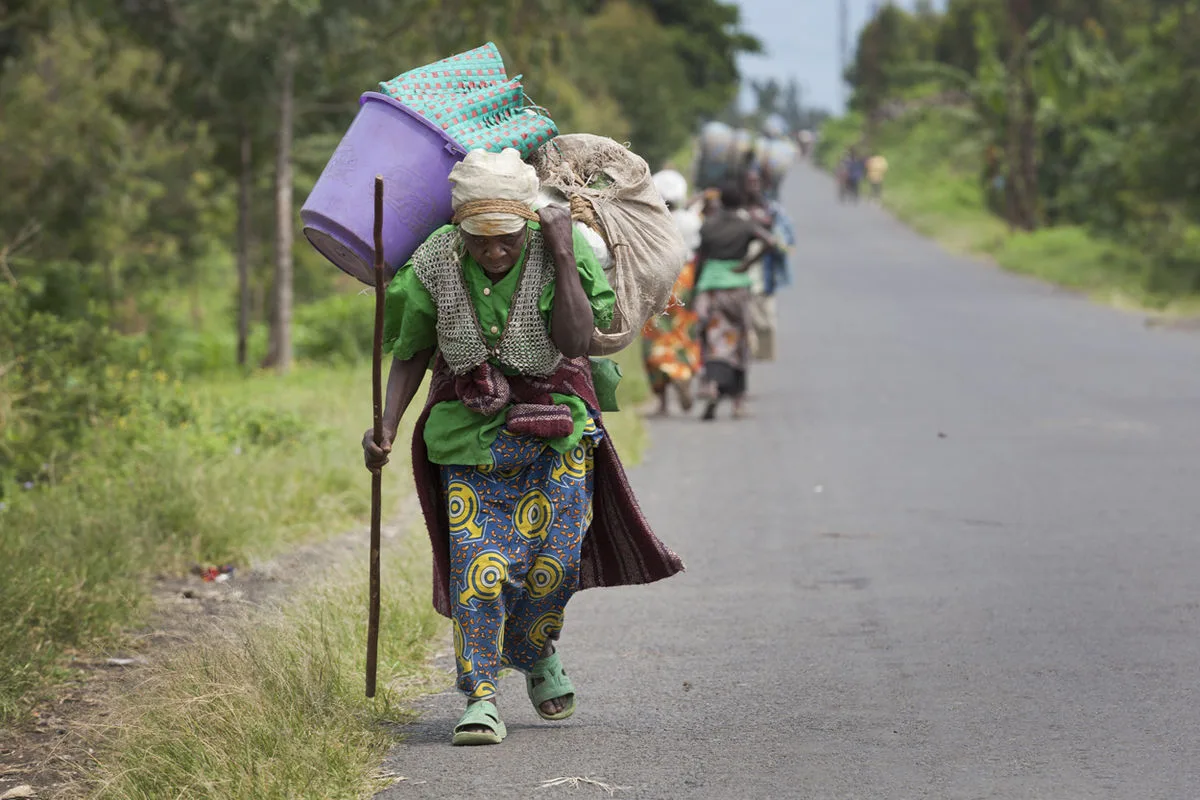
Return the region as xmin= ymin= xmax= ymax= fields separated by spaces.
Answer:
xmin=442 ymin=418 xmax=602 ymax=700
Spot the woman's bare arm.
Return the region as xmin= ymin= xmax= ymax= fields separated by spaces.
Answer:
xmin=362 ymin=349 xmax=434 ymax=472
xmin=540 ymin=205 xmax=593 ymax=358
xmin=734 ymin=224 xmax=781 ymax=273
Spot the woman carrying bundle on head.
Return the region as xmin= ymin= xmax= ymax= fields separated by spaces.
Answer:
xmin=362 ymin=148 xmax=683 ymax=747
xmin=693 ymin=182 xmax=781 ymax=421
xmin=640 ymin=169 xmax=703 ymax=416
xmin=741 ymin=166 xmax=796 ymax=363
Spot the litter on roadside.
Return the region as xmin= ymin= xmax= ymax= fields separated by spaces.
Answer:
xmin=193 ymin=565 xmax=235 ymax=583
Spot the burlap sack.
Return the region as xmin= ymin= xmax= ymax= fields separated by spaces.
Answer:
xmin=529 ymin=134 xmax=687 ymax=355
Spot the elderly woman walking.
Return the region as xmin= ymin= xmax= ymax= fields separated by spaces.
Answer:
xmin=363 ymin=148 xmax=682 ymax=746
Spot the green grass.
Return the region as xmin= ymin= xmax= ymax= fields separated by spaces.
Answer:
xmin=76 ymin=347 xmax=651 ymax=799
xmin=86 ymin=533 xmax=441 ymax=800
xmin=605 ymin=345 xmax=651 ymax=459
xmin=817 ymin=108 xmax=1200 ymax=315
xmin=0 ymin=362 xmax=409 ymax=722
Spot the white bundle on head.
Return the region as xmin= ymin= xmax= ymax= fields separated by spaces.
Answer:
xmin=449 ymin=148 xmax=539 ymax=236
xmin=761 ymin=138 xmax=799 ymax=185
xmin=699 ymin=121 xmax=734 ymax=160
xmin=652 ymin=170 xmax=689 ymax=208
xmin=733 ymin=128 xmax=755 ymax=156
xmin=671 ymin=208 xmax=702 ymax=253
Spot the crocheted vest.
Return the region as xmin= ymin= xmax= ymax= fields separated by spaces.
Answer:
xmin=411 ymin=228 xmax=563 ymax=377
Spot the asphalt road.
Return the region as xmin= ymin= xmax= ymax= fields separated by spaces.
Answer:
xmin=377 ymin=164 xmax=1200 ymax=800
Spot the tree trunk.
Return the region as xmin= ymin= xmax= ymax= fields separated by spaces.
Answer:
xmin=1005 ymin=70 xmax=1023 ymax=230
xmin=237 ymin=126 xmax=252 ymax=367
xmin=1006 ymin=0 xmax=1038 ymax=232
xmin=264 ymin=41 xmax=296 ymax=372
xmin=1018 ymin=58 xmax=1039 ymax=231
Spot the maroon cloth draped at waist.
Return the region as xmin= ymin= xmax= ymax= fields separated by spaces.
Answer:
xmin=411 ymin=354 xmax=685 ymax=617
xmin=450 ymin=359 xmax=596 ymax=438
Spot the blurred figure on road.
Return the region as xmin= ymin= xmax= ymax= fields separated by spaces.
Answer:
xmin=836 ymin=153 xmax=852 ymax=202
xmin=742 ymin=168 xmax=795 ymax=362
xmin=798 ymin=129 xmax=815 ymax=159
xmin=693 ymin=183 xmax=780 ymax=420
xmin=866 ymin=152 xmax=889 ymax=204
xmin=845 ymin=147 xmax=865 ymax=203
xmin=643 ymin=170 xmax=703 ymax=416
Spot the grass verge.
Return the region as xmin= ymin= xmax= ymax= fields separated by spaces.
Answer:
xmin=0 ymin=362 xmax=408 ymax=722
xmin=80 ymin=348 xmax=651 ymax=799
xmin=85 ymin=533 xmax=440 ymax=800
xmin=817 ymin=109 xmax=1200 ymax=316
xmin=604 ymin=345 xmax=651 ymax=459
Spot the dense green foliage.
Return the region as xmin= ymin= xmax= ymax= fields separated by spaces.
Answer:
xmin=835 ymin=0 xmax=1200 ymax=297
xmin=0 ymin=363 xmax=390 ymax=719
xmin=0 ymin=0 xmax=759 ymax=492
xmin=0 ymin=0 xmax=702 ymax=722
xmin=818 ymin=109 xmax=1179 ymax=311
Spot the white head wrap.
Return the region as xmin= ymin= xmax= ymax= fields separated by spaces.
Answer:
xmin=652 ymin=169 xmax=689 ymax=208
xmin=449 ymin=148 xmax=540 ymax=236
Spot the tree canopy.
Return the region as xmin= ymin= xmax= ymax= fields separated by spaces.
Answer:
xmin=0 ymin=0 xmax=760 ymax=487
xmin=841 ymin=0 xmax=1200 ymax=291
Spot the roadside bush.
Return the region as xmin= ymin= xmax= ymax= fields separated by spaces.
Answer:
xmin=0 ymin=362 xmax=382 ymax=721
xmin=0 ymin=283 xmax=127 ymax=492
xmin=294 ymin=292 xmax=374 ymax=365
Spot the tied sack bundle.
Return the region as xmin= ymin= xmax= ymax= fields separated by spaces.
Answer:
xmin=530 ymin=134 xmax=687 ymax=356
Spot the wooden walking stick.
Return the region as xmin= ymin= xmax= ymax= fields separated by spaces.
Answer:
xmin=366 ymin=175 xmax=385 ymax=698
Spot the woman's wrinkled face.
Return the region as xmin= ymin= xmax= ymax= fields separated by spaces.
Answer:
xmin=461 ymin=228 xmax=527 ymax=277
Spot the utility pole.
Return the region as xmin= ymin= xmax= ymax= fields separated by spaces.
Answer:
xmin=839 ymin=0 xmax=849 ymax=109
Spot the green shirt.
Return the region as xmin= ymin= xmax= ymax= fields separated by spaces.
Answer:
xmin=384 ymin=221 xmax=617 ymax=466
xmin=695 ymin=258 xmax=753 ymax=292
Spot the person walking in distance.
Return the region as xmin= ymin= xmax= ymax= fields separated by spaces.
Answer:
xmin=741 ymin=168 xmax=793 ymax=362
xmin=866 ymin=151 xmax=889 ymax=205
xmin=693 ymin=183 xmax=780 ymax=421
xmin=846 ymin=147 xmax=865 ymax=204
xmin=642 ymin=169 xmax=703 ymax=416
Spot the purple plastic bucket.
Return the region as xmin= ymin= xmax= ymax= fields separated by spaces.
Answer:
xmin=301 ymin=92 xmax=468 ymax=285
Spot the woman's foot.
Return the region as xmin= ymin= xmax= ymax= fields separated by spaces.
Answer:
xmin=452 ymin=699 xmax=506 ymax=745
xmin=674 ymin=380 xmax=695 ymax=413
xmin=701 ymin=399 xmax=719 ymax=421
xmin=732 ymin=397 xmax=748 ymax=419
xmin=646 ymin=388 xmax=669 ymax=417
xmin=528 ymin=643 xmax=576 ymax=720
xmin=537 ymin=692 xmax=571 ymax=717
xmin=458 ymin=699 xmax=499 ymax=736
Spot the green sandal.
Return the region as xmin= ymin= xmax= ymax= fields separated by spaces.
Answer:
xmin=526 ymin=652 xmax=577 ymax=721
xmin=452 ymin=700 xmax=507 ymax=746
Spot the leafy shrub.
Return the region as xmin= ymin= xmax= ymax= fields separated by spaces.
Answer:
xmin=293 ymin=292 xmax=374 ymax=365
xmin=0 ymin=362 xmax=381 ymax=721
xmin=0 ymin=283 xmax=128 ymax=491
